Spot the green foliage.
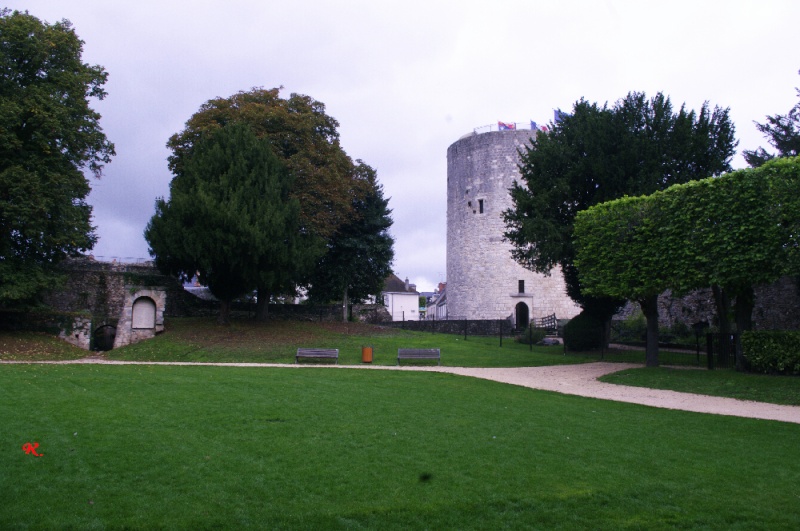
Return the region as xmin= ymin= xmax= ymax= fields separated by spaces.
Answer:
xmin=563 ymin=311 xmax=604 ymax=351
xmin=575 ymin=157 xmax=800 ymax=364
xmin=306 ymin=162 xmax=394 ymax=306
xmin=504 ymin=92 xmax=736 ymax=320
xmin=743 ymin=70 xmax=800 ymax=167
xmin=515 ymin=326 xmax=547 ymax=345
xmin=145 ymin=124 xmax=311 ymax=322
xmin=166 ymin=87 xmax=368 ymax=241
xmin=0 ymin=10 xmax=114 ymax=303
xmin=574 ymin=195 xmax=667 ymax=301
xmin=743 ymin=330 xmax=800 ymax=375
xmin=611 ymin=314 xmax=647 ymax=343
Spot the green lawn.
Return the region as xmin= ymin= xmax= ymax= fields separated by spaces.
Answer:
xmin=103 ymin=317 xmax=593 ymax=367
xmin=3 ymin=318 xmax=800 ymax=408
xmin=600 ymin=366 xmax=800 ymax=406
xmin=0 ymin=330 xmax=89 ymax=361
xmin=2 ymin=364 xmax=799 ymax=529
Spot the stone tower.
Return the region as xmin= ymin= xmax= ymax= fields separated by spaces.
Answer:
xmin=446 ymin=128 xmax=580 ymax=327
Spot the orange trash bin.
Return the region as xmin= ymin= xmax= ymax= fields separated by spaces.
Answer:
xmin=361 ymin=346 xmax=373 ymax=363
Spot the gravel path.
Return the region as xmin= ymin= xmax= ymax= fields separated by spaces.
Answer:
xmin=4 ymin=358 xmax=800 ymax=424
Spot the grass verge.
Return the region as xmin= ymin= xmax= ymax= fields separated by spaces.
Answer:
xmin=0 ymin=330 xmax=87 ymax=361
xmin=600 ymin=366 xmax=800 ymax=406
xmin=3 ymin=364 xmax=799 ymax=529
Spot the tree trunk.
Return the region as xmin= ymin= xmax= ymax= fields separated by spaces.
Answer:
xmin=711 ymin=285 xmax=732 ymax=367
xmin=218 ymin=299 xmax=232 ymax=325
xmin=256 ymin=285 xmax=270 ymax=322
xmin=734 ymin=285 xmax=755 ymax=371
xmin=602 ymin=316 xmax=612 ymax=350
xmin=639 ymin=295 xmax=660 ymax=367
xmin=342 ymin=286 xmax=349 ymax=322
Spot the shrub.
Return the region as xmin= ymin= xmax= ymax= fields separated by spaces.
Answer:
xmin=564 ymin=311 xmax=604 ymax=351
xmin=515 ymin=326 xmax=547 ymax=345
xmin=611 ymin=314 xmax=647 ymax=343
xmin=742 ymin=331 xmax=800 ymax=375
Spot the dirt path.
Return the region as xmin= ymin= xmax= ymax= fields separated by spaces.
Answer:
xmin=4 ymin=359 xmax=800 ymax=424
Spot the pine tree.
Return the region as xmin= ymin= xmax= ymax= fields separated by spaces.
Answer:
xmin=145 ymin=123 xmax=309 ymax=324
xmin=307 ymin=162 xmax=394 ymax=320
xmin=743 ymin=70 xmax=800 ymax=167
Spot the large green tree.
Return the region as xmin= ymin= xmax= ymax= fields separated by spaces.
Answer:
xmin=167 ymin=87 xmax=373 ymax=318
xmin=504 ymin=92 xmax=737 ymax=338
xmin=145 ymin=123 xmax=309 ymax=324
xmin=306 ymin=162 xmax=394 ymax=319
xmin=743 ymin=70 xmax=800 ymax=167
xmin=167 ymin=87 xmax=366 ymax=241
xmin=0 ymin=9 xmax=114 ymax=303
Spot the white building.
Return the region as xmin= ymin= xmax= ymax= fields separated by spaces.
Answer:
xmin=382 ymin=274 xmax=420 ymax=321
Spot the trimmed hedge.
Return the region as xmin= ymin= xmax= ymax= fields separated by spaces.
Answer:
xmin=742 ymin=330 xmax=800 ymax=375
xmin=564 ymin=311 xmax=604 ymax=351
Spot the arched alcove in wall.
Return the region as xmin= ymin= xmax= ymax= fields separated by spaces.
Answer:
xmin=515 ymin=302 xmax=529 ymax=330
xmin=131 ymin=296 xmax=157 ymax=329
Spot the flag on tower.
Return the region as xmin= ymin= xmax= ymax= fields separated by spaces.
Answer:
xmin=498 ymin=121 xmax=516 ymax=130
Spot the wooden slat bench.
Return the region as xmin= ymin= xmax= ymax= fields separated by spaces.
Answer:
xmin=397 ymin=348 xmax=440 ymax=366
xmin=296 ymin=348 xmax=339 ymax=364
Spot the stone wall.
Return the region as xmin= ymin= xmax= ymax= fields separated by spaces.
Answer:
xmin=113 ymin=288 xmax=167 ymax=348
xmin=446 ymin=130 xmax=581 ymax=324
xmin=615 ymin=275 xmax=800 ymax=331
xmin=42 ymin=258 xmax=176 ymax=349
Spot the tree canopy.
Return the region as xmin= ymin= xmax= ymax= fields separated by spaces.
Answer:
xmin=166 ymin=87 xmax=367 ymax=241
xmin=161 ymin=87 xmax=393 ymax=320
xmin=504 ymin=91 xmax=737 ymax=326
xmin=306 ymin=161 xmax=394 ymax=318
xmin=574 ymin=157 xmax=800 ymax=366
xmin=0 ymin=9 xmax=114 ymax=303
xmin=145 ymin=123 xmax=309 ymax=323
xmin=743 ymin=70 xmax=800 ymax=167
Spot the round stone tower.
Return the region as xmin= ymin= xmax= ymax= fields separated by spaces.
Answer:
xmin=446 ymin=129 xmax=580 ymax=327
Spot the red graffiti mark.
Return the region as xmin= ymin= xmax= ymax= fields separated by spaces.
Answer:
xmin=22 ymin=442 xmax=43 ymax=456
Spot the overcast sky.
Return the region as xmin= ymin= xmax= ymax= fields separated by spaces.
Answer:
xmin=8 ymin=1 xmax=800 ymax=292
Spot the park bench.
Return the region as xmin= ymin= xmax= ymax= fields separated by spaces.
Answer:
xmin=397 ymin=348 xmax=440 ymax=366
xmin=296 ymin=348 xmax=339 ymax=364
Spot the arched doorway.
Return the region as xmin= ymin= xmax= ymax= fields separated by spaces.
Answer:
xmin=93 ymin=325 xmax=116 ymax=351
xmin=515 ymin=302 xmax=529 ymax=331
xmin=132 ymin=296 xmax=157 ymax=329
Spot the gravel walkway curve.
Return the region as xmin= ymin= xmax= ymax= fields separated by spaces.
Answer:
xmin=4 ymin=359 xmax=800 ymax=424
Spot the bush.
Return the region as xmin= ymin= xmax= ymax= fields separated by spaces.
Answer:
xmin=611 ymin=314 xmax=647 ymax=343
xmin=564 ymin=311 xmax=604 ymax=351
xmin=742 ymin=330 xmax=800 ymax=375
xmin=515 ymin=326 xmax=547 ymax=345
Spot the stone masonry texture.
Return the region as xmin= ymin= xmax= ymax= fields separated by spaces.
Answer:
xmin=446 ymin=130 xmax=581 ymax=323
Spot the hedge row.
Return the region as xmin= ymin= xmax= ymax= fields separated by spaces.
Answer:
xmin=564 ymin=311 xmax=604 ymax=351
xmin=742 ymin=330 xmax=800 ymax=375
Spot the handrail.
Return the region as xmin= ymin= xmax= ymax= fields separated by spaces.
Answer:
xmin=473 ymin=122 xmax=546 ymax=134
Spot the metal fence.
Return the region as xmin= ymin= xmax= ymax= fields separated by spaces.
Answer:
xmin=705 ymin=333 xmax=739 ymax=369
xmin=472 ymin=122 xmax=541 ymax=134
